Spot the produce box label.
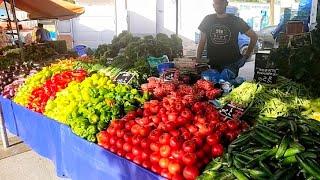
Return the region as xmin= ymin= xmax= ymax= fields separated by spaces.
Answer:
xmin=254 ymin=53 xmax=278 ymax=84
xmin=114 ymin=72 xmax=135 ymax=84
xmin=289 ymin=32 xmax=312 ymax=49
xmin=219 ymin=103 xmax=245 ymax=120
xmin=162 ymin=69 xmax=179 ymax=81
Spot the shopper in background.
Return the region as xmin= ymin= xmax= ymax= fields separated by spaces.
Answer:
xmin=196 ymin=0 xmax=258 ymax=76
xmin=35 ymin=23 xmax=51 ymax=43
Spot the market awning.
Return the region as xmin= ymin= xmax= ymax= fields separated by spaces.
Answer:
xmin=3 ymin=0 xmax=85 ymax=20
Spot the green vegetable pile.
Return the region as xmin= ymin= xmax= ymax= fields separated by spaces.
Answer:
xmin=219 ymin=77 xmax=314 ymax=120
xmin=199 ymin=116 xmax=320 ymax=180
xmin=44 ymin=73 xmax=149 ymax=142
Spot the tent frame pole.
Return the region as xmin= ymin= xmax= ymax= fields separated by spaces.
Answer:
xmin=4 ymin=0 xmax=14 ymax=40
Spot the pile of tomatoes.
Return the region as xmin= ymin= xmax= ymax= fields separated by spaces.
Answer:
xmin=97 ymin=80 xmax=249 ymax=179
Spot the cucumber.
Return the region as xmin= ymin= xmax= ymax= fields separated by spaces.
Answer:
xmin=276 ymin=136 xmax=290 ymax=159
xmin=296 ymin=154 xmax=320 ymax=179
xmin=230 ymin=168 xmax=249 ymax=180
xmin=255 ymin=128 xmax=279 ymax=144
xmin=281 ymin=155 xmax=297 ymax=165
xmin=256 ymin=124 xmax=281 ymax=139
xmin=283 ymin=143 xmax=305 ymax=157
xmin=252 ymin=131 xmax=272 ymax=148
xmin=258 ymin=161 xmax=273 ymax=176
xmin=248 ymin=169 xmax=269 ymax=179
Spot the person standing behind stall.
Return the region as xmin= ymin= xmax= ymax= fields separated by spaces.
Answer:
xmin=196 ymin=0 xmax=258 ymax=76
xmin=35 ymin=23 xmax=51 ymax=43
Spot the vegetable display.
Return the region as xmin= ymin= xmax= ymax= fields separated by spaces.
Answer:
xmin=27 ymin=69 xmax=88 ymax=113
xmin=14 ymin=60 xmax=75 ymax=106
xmin=198 ymin=116 xmax=320 ymax=180
xmin=45 ymin=73 xmax=148 ymax=142
xmin=97 ymin=79 xmax=249 ymax=179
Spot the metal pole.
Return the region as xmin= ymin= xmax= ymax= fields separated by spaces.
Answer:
xmin=0 ymin=103 xmax=9 ymax=149
xmin=176 ymin=0 xmax=178 ymax=35
xmin=270 ymin=0 xmax=275 ymax=25
xmin=4 ymin=0 xmax=14 ymax=40
xmin=10 ymin=0 xmax=25 ymax=61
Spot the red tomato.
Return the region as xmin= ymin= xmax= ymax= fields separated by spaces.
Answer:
xmin=150 ymin=142 xmax=160 ymax=152
xmin=191 ymin=135 xmax=203 ymax=147
xmin=212 ymin=144 xmax=224 ymax=158
xmin=125 ymin=153 xmax=134 ymax=160
xmin=187 ymin=124 xmax=198 ymax=134
xmin=142 ymin=160 xmax=151 ymax=169
xmin=183 ymin=166 xmax=199 ymax=180
xmin=203 ymin=143 xmax=211 ymax=153
xmin=198 ymin=123 xmax=212 ymax=136
xmin=206 ymin=134 xmax=220 ymax=145
xmin=110 ymin=146 xmax=117 ymax=153
xmin=183 ymin=140 xmax=196 ymax=153
xmin=171 ymin=149 xmax=184 ymax=160
xmin=151 ymin=164 xmax=162 ymax=174
xmin=116 ymin=149 xmax=125 ymax=157
xmin=159 ymin=157 xmax=170 ymax=168
xmin=160 ymin=169 xmax=172 ymax=179
xmin=196 ymin=150 xmax=205 ymax=160
xmin=131 ymin=124 xmax=141 ymax=135
xmin=193 ymin=102 xmax=203 ymax=112
xmin=149 ymin=129 xmax=162 ymax=141
xmin=132 ymin=146 xmax=142 ymax=156
xmin=160 ymin=145 xmax=171 ymax=157
xmin=226 ymin=131 xmax=238 ymax=142
xmin=150 ymin=104 xmax=160 ymax=114
xmin=227 ymin=120 xmax=239 ymax=130
xmin=140 ymin=138 xmax=150 ymax=149
xmin=116 ymin=139 xmax=124 ymax=149
xmin=141 ymin=151 xmax=150 ymax=160
xmin=159 ymin=133 xmax=171 ymax=145
xmin=116 ymin=129 xmax=125 ymax=138
xmin=169 ymin=129 xmax=180 ymax=137
xmin=172 ymin=174 xmax=184 ymax=180
xmin=143 ymin=109 xmax=152 ymax=117
xmin=168 ymin=113 xmax=178 ymax=122
xmin=168 ymin=161 xmax=182 ymax=175
xmin=169 ymin=136 xmax=183 ymax=149
xmin=218 ymin=123 xmax=228 ymax=133
xmin=182 ymin=131 xmax=191 ymax=140
xmin=182 ymin=153 xmax=197 ymax=166
xmin=139 ymin=126 xmax=151 ymax=137
xmin=109 ymin=136 xmax=117 ymax=145
xmin=175 ymin=102 xmax=183 ymax=113
xmin=123 ymin=132 xmax=132 ymax=142
xmin=113 ymin=121 xmax=125 ymax=129
xmin=132 ymin=135 xmax=143 ymax=145
xmin=123 ymin=142 xmax=132 ymax=152
xmin=133 ymin=156 xmax=143 ymax=165
xmin=150 ymin=152 xmax=161 ymax=164
xmin=177 ymin=116 xmax=187 ymax=125
xmin=151 ymin=116 xmax=160 ymax=124
xmin=181 ymin=109 xmax=192 ymax=120
xmin=107 ymin=125 xmax=117 ymax=135
xmin=125 ymin=121 xmax=135 ymax=130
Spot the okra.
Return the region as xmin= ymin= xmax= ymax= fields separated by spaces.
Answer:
xmin=296 ymin=154 xmax=320 ymax=179
xmin=230 ymin=168 xmax=249 ymax=180
xmin=248 ymin=169 xmax=269 ymax=179
xmin=276 ymin=136 xmax=290 ymax=159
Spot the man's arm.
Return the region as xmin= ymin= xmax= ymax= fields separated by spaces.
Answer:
xmin=196 ymin=32 xmax=207 ymax=61
xmin=244 ymin=29 xmax=258 ymax=59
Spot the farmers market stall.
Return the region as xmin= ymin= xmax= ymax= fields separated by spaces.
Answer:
xmin=1 ymin=28 xmax=320 ymax=180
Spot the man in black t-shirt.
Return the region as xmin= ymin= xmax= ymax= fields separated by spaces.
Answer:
xmin=196 ymin=0 xmax=258 ymax=76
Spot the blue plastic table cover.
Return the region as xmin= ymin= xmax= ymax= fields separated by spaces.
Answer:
xmin=3 ymin=100 xmax=164 ymax=180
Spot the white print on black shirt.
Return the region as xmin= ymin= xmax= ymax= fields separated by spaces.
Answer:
xmin=210 ymin=24 xmax=231 ymax=45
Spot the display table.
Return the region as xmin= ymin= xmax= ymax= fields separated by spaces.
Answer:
xmin=0 ymin=96 xmax=163 ymax=180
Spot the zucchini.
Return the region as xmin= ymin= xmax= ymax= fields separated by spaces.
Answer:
xmin=276 ymin=136 xmax=290 ymax=159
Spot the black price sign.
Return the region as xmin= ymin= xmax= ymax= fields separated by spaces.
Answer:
xmin=114 ymin=72 xmax=135 ymax=84
xmin=162 ymin=69 xmax=178 ymax=81
xmin=290 ymin=32 xmax=312 ymax=49
xmin=254 ymin=53 xmax=278 ymax=84
xmin=219 ymin=103 xmax=245 ymax=120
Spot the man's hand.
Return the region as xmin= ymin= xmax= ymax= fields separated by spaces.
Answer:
xmin=196 ymin=32 xmax=207 ymax=61
xmin=244 ymin=29 xmax=258 ymax=59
